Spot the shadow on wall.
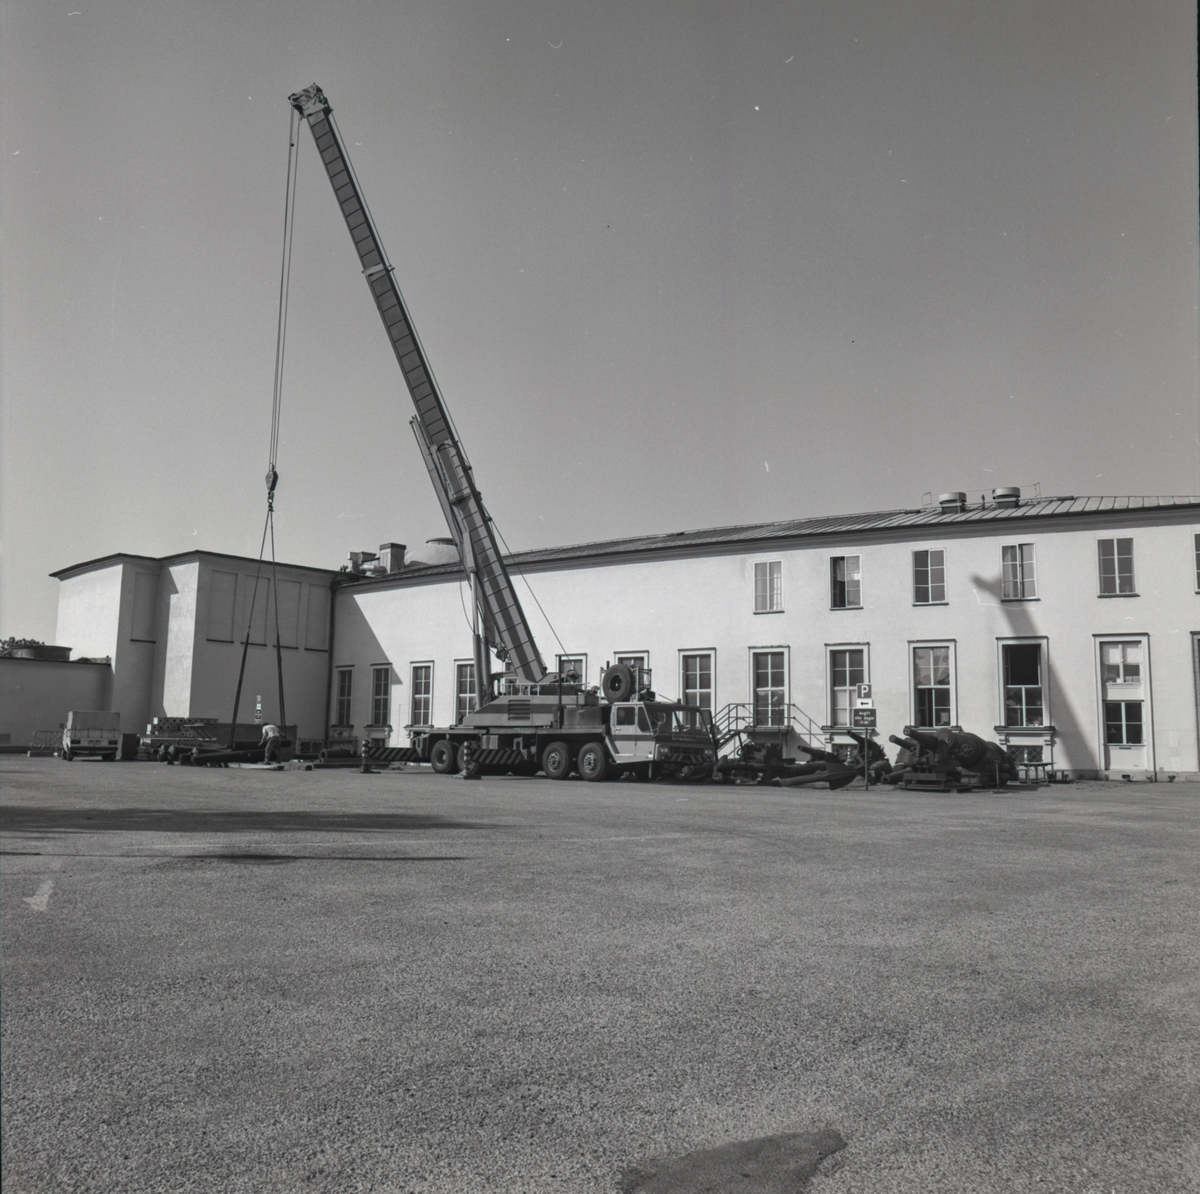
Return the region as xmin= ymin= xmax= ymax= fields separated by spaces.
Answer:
xmin=336 ymin=594 xmax=395 ymax=738
xmin=970 ymin=571 xmax=1093 ymax=773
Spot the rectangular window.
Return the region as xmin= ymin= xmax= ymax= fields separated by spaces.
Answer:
xmin=830 ymin=556 xmax=862 ymax=609
xmin=615 ymin=653 xmax=648 ymax=669
xmin=207 ymin=570 xmax=238 ymax=642
xmin=1003 ymin=643 xmax=1044 ymax=727
xmin=131 ymin=571 xmax=160 ymax=642
xmin=556 ymin=655 xmax=587 ymax=683
xmin=1104 ymin=701 xmax=1143 ymax=745
xmin=754 ymin=561 xmax=783 ymax=612
xmin=276 ymin=579 xmax=301 ymax=649
xmin=304 ymin=584 xmax=330 ymax=650
xmin=409 ymin=664 xmax=432 ymax=726
xmin=913 ymin=645 xmax=952 ymax=727
xmin=913 ymin=550 xmax=946 ymax=604
xmin=1100 ymin=641 xmax=1141 ymax=685
xmin=371 ymin=666 xmax=391 ymax=727
xmin=1098 ymin=538 xmax=1135 ymax=595
xmin=681 ymin=652 xmax=713 ymax=712
xmin=1195 ymin=534 xmax=1200 ymax=590
xmin=752 ymin=651 xmax=786 ymax=726
xmin=334 ymin=669 xmax=353 ymax=727
xmin=830 ymin=648 xmax=865 ymax=726
xmin=245 ymin=579 xmax=271 ymax=645
xmin=455 ymin=662 xmax=476 ymax=724
xmin=1001 ymin=544 xmax=1037 ymax=600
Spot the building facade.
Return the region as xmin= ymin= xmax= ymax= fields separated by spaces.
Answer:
xmin=42 ymin=494 xmax=1200 ymax=778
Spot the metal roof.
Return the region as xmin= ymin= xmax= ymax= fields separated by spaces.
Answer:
xmin=370 ymin=495 xmax=1200 ymax=582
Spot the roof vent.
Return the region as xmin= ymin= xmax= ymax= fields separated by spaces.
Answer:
xmin=992 ymin=487 xmax=1020 ymax=507
xmin=938 ymin=492 xmax=967 ymax=513
xmin=377 ymin=542 xmax=406 ymax=573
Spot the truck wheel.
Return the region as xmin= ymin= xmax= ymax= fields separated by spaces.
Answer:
xmin=542 ymin=741 xmax=572 ymax=780
xmin=430 ymin=739 xmax=457 ymax=774
xmin=577 ymin=741 xmax=608 ymax=782
xmin=456 ymin=741 xmax=478 ymax=774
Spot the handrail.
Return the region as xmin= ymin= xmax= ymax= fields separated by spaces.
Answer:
xmin=712 ymin=702 xmax=825 ymax=751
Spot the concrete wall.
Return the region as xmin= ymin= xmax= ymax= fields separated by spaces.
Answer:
xmin=53 ymin=553 xmax=337 ymax=740
xmin=330 ymin=509 xmax=1200 ymax=777
xmin=186 ymin=558 xmax=334 ymax=738
xmin=0 ymin=657 xmax=112 ymax=748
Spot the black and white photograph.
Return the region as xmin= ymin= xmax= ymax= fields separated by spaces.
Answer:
xmin=2 ymin=2 xmax=1198 ymax=1191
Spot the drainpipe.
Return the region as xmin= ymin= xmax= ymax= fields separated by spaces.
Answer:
xmin=322 ymin=579 xmax=338 ymax=749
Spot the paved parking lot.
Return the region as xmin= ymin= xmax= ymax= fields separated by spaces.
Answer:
xmin=2 ymin=757 xmax=1198 ymax=1193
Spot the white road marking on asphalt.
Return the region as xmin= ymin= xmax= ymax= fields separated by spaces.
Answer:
xmin=23 ymin=881 xmax=53 ymax=912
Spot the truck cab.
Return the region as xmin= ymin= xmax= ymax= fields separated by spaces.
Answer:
xmin=608 ymin=701 xmax=715 ymax=776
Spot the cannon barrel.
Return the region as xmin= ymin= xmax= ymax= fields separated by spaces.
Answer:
xmin=902 ymin=726 xmax=946 ymax=752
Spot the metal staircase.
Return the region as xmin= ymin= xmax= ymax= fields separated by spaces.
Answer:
xmin=712 ymin=703 xmax=826 ymax=754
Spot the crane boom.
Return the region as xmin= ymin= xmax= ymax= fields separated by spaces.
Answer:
xmin=289 ymin=84 xmax=548 ymax=686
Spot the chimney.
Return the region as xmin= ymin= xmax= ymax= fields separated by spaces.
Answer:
xmin=937 ymin=491 xmax=967 ymax=514
xmin=347 ymin=550 xmax=378 ymax=576
xmin=378 ymin=543 xmax=406 ymax=573
xmin=992 ymin=487 xmax=1021 ymax=507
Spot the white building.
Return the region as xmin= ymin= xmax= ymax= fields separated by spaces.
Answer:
xmin=41 ymin=491 xmax=1200 ymax=778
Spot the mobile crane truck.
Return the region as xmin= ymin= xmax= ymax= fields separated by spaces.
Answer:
xmin=289 ymin=85 xmax=716 ymax=781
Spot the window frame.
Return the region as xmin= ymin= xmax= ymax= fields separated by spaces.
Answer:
xmin=370 ymin=664 xmax=392 ymax=729
xmin=996 ymin=638 xmax=1049 ymax=729
xmin=912 ymin=549 xmax=947 ymax=605
xmin=827 ymin=643 xmax=869 ymax=727
xmin=829 ymin=555 xmax=862 ymax=610
xmin=1093 ymin=634 xmax=1154 ymax=769
xmin=454 ymin=660 xmax=477 ymax=725
xmin=909 ymin=640 xmax=957 ymax=729
xmin=679 ymin=649 xmax=716 ymax=713
xmin=1097 ymin=537 xmax=1137 ymax=596
xmin=334 ymin=667 xmax=353 ymax=728
xmin=409 ymin=662 xmax=434 ymax=728
xmin=753 ymin=560 xmax=784 ymax=614
xmin=555 ymin=654 xmax=588 ymax=684
xmin=1000 ymin=543 xmax=1038 ymax=601
xmin=749 ymin=646 xmax=789 ymax=728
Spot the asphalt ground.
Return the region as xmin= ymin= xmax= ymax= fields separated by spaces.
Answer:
xmin=1 ymin=758 xmax=1197 ymax=1194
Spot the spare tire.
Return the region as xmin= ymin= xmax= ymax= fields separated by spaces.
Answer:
xmin=601 ymin=663 xmax=636 ymax=702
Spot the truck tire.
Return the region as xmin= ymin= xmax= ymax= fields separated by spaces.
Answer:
xmin=456 ymin=741 xmax=478 ymax=774
xmin=577 ymin=741 xmax=608 ymax=782
xmin=601 ymin=663 xmax=635 ymax=701
xmin=542 ymin=740 xmax=572 ymax=780
xmin=430 ymin=739 xmax=457 ymax=774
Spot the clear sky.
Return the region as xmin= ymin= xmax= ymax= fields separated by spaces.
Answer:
xmin=2 ymin=0 xmax=1197 ymax=642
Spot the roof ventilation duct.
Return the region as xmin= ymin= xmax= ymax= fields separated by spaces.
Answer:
xmin=992 ymin=487 xmax=1021 ymax=507
xmin=937 ymin=492 xmax=968 ymax=513
xmin=377 ymin=543 xmax=406 ymax=573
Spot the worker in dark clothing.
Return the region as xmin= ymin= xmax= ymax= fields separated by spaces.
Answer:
xmin=260 ymin=722 xmax=284 ymax=763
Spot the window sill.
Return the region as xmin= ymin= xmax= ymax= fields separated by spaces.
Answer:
xmin=912 ymin=601 xmax=949 ymax=607
xmin=995 ymin=725 xmax=1057 ymax=735
xmin=1000 ymin=597 xmax=1040 ymax=603
xmin=753 ymin=609 xmax=785 ymax=615
xmin=829 ymin=605 xmax=863 ymax=612
xmin=1098 ymin=592 xmax=1139 ymax=598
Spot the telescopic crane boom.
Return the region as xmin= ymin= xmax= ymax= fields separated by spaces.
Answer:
xmin=288 ymin=84 xmax=548 ymax=690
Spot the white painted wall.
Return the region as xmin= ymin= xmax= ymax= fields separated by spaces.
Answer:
xmin=331 ymin=512 xmax=1200 ymax=777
